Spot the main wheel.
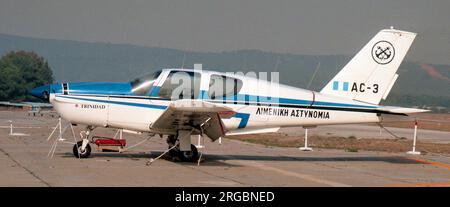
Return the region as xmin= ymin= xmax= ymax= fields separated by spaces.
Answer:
xmin=73 ymin=141 xmax=91 ymax=158
xmin=178 ymin=144 xmax=199 ymax=162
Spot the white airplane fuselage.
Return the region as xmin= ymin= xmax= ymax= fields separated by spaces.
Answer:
xmin=47 ymin=69 xmax=381 ymax=136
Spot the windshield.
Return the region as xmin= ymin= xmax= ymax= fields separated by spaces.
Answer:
xmin=130 ymin=70 xmax=162 ymax=96
xmin=158 ymin=71 xmax=201 ymax=100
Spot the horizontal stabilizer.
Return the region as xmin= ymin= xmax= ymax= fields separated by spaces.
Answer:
xmin=226 ymin=127 xmax=280 ymax=136
xmin=376 ymin=106 xmax=429 ymax=114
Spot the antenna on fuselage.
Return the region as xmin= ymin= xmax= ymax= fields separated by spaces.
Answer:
xmin=274 ymin=56 xmax=280 ymax=72
xmin=181 ymin=53 xmax=186 ymax=69
xmin=307 ymin=62 xmax=321 ymax=90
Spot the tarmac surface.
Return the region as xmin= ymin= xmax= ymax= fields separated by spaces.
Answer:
xmin=0 ymin=111 xmax=449 ymax=187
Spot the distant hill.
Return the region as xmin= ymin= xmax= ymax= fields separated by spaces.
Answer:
xmin=0 ymin=33 xmax=449 ymax=108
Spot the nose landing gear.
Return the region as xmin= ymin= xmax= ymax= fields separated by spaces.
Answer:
xmin=73 ymin=140 xmax=91 ymax=158
xmin=72 ymin=126 xmax=95 ymax=158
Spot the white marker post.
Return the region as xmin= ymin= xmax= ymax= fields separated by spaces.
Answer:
xmin=8 ymin=120 xmax=30 ymax=136
xmin=58 ymin=117 xmax=66 ymax=141
xmin=9 ymin=120 xmax=13 ymax=135
xmin=59 ymin=118 xmax=62 ymax=137
xmin=299 ymin=128 xmax=313 ymax=151
xmin=407 ymin=120 xmax=421 ymax=155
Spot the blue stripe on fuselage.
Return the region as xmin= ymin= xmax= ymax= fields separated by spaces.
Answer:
xmin=56 ymin=86 xmax=377 ymax=110
xmin=57 ymin=95 xmax=168 ymax=110
xmin=198 ymin=92 xmax=377 ymax=109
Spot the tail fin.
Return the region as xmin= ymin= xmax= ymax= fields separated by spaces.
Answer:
xmin=320 ymin=28 xmax=416 ymax=105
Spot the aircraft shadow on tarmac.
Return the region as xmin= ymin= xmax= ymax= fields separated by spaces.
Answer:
xmin=61 ymin=151 xmax=421 ymax=166
xmin=61 ymin=152 xmax=241 ymax=167
xmin=204 ymin=154 xmax=421 ymax=164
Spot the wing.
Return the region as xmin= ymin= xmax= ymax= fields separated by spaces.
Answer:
xmin=150 ymin=99 xmax=236 ymax=141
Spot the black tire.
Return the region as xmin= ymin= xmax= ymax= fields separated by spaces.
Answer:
xmin=168 ymin=145 xmax=180 ymax=157
xmin=73 ymin=141 xmax=91 ymax=158
xmin=178 ymin=144 xmax=199 ymax=162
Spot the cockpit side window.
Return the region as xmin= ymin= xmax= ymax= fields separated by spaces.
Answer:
xmin=130 ymin=70 xmax=161 ymax=96
xmin=158 ymin=71 xmax=201 ymax=100
xmin=208 ymin=75 xmax=243 ymax=99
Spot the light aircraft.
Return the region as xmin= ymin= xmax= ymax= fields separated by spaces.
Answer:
xmin=31 ymin=28 xmax=426 ymax=161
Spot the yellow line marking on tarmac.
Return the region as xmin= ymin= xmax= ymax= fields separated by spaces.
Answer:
xmin=390 ymin=182 xmax=450 ymax=187
xmin=222 ymin=155 xmax=351 ymax=187
xmin=388 ymin=157 xmax=450 ymax=187
xmin=403 ymin=157 xmax=450 ymax=170
xmin=247 ymin=161 xmax=351 ymax=187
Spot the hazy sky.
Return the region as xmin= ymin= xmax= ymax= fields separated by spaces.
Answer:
xmin=1 ymin=0 xmax=449 ymax=64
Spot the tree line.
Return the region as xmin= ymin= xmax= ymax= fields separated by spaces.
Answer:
xmin=0 ymin=51 xmax=54 ymax=101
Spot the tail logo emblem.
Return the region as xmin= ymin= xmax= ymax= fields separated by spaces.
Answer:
xmin=372 ymin=41 xmax=395 ymax=65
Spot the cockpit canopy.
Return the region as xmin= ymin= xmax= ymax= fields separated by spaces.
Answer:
xmin=129 ymin=69 xmax=243 ymax=99
xmin=130 ymin=70 xmax=161 ymax=96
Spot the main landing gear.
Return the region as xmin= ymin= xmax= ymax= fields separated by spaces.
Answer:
xmin=166 ymin=133 xmax=199 ymax=162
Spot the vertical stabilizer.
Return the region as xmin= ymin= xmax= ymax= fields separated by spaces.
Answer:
xmin=320 ymin=28 xmax=416 ymax=104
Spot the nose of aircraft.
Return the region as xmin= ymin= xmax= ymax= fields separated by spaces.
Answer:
xmin=30 ymin=85 xmax=50 ymax=101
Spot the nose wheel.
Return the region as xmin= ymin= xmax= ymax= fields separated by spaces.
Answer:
xmin=73 ymin=141 xmax=91 ymax=158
